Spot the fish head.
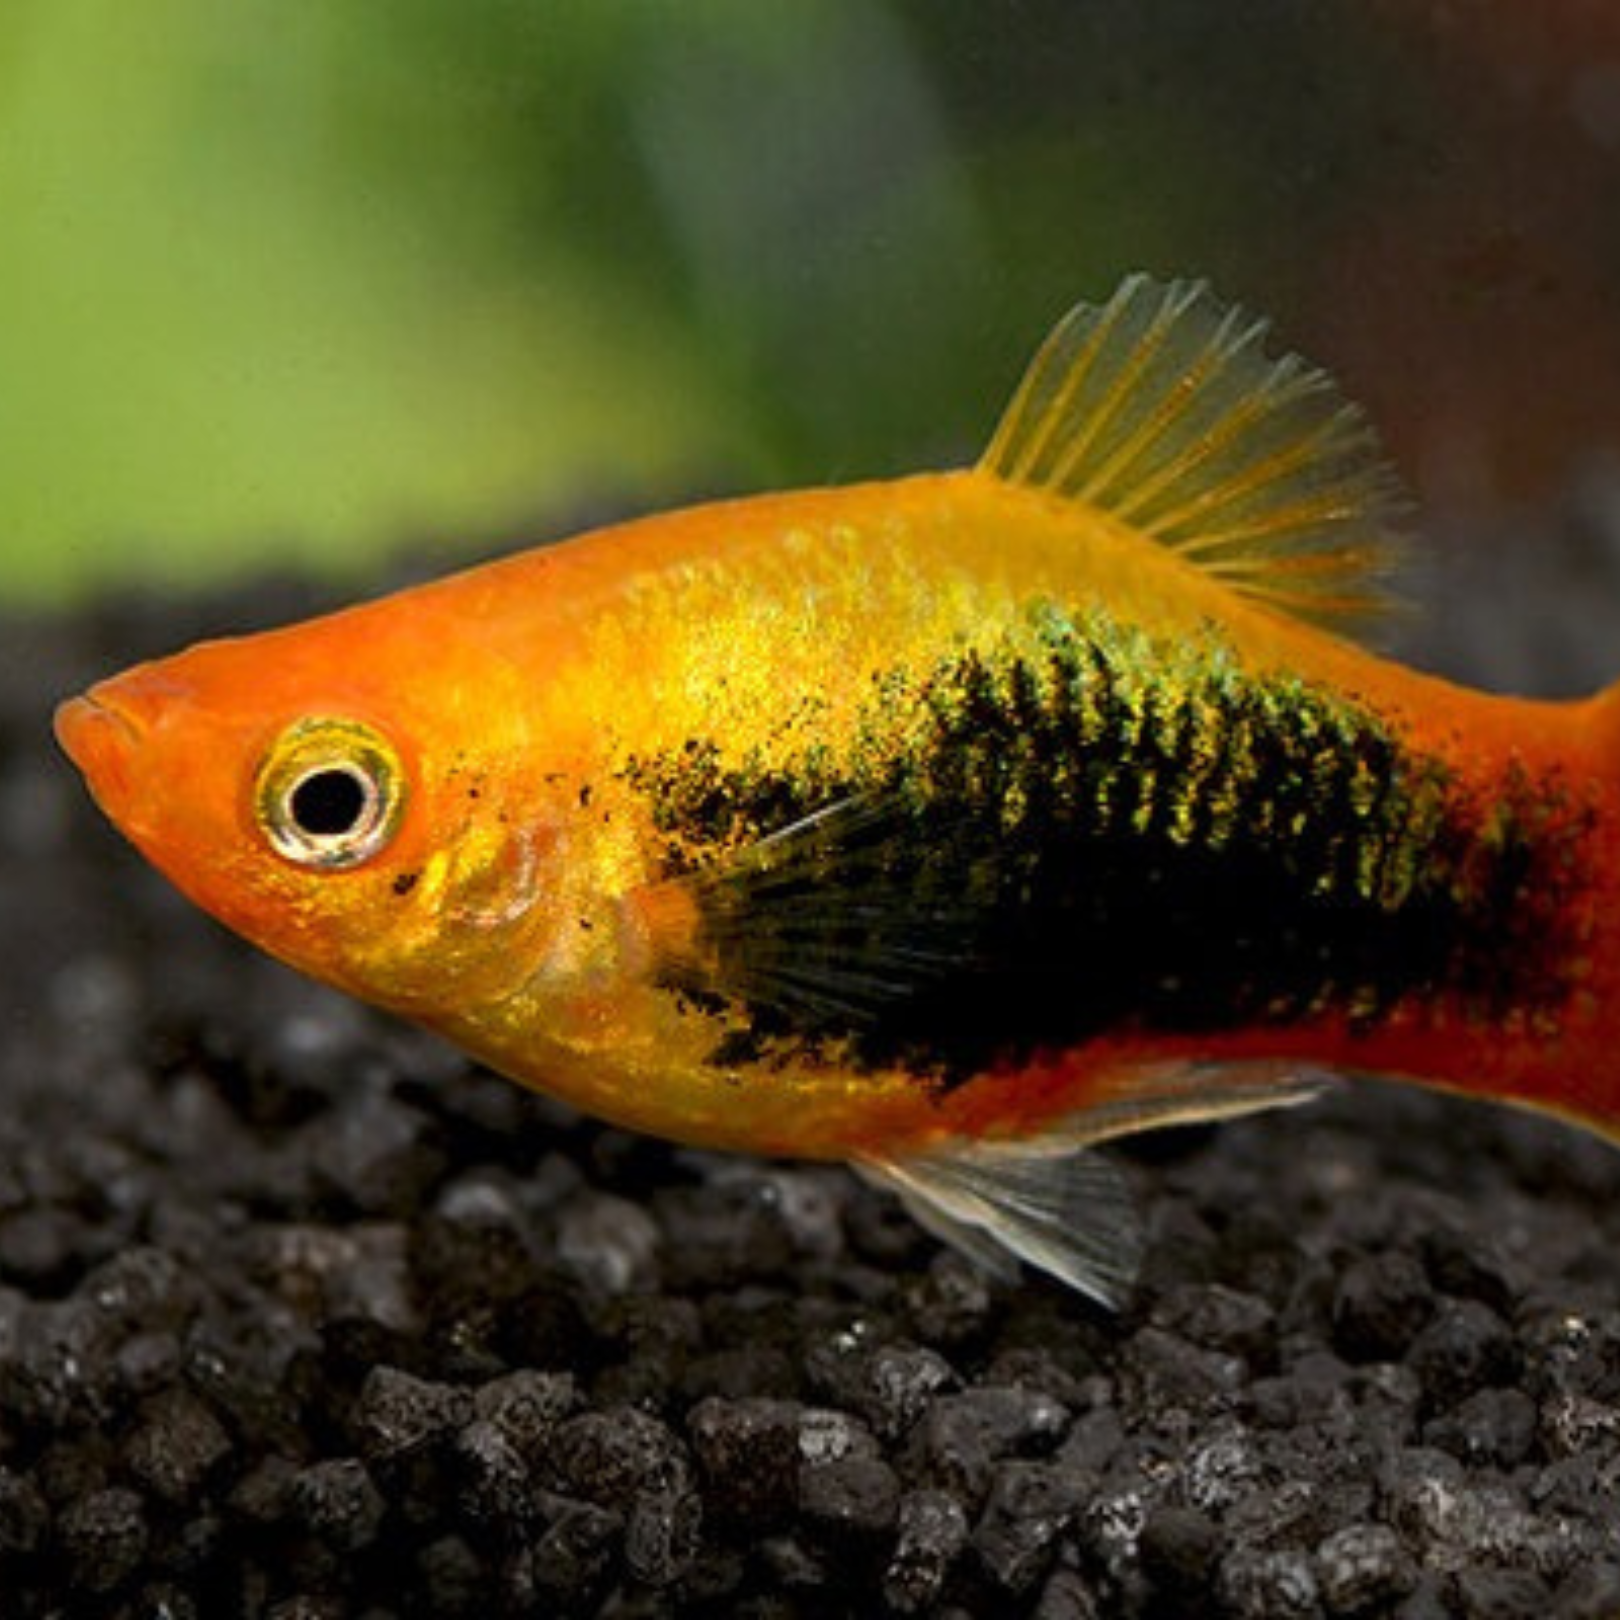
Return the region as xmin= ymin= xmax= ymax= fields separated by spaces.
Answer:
xmin=55 ymin=600 xmax=575 ymax=1014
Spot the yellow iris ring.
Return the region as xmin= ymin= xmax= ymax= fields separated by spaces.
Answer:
xmin=253 ymin=717 xmax=406 ymax=870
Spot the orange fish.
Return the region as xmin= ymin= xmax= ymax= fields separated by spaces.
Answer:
xmin=56 ymin=276 xmax=1620 ymax=1305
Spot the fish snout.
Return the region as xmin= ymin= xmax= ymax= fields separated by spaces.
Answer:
xmin=53 ymin=665 xmax=194 ymax=811
xmin=54 ymin=693 xmax=138 ymax=803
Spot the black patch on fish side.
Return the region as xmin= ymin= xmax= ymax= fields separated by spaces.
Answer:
xmin=622 ymin=608 xmax=1593 ymax=1081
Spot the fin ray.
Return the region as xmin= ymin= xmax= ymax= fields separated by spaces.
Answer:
xmin=856 ymin=1061 xmax=1332 ymax=1306
xmin=980 ymin=273 xmax=1410 ymax=637
xmin=859 ymin=1147 xmax=1142 ymax=1308
xmin=636 ymin=792 xmax=986 ymax=1027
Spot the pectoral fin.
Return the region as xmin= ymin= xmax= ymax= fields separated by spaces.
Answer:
xmin=635 ymin=792 xmax=986 ymax=1026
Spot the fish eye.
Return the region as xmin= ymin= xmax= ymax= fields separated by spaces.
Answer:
xmin=289 ymin=766 xmax=371 ymax=837
xmin=255 ymin=718 xmax=406 ymax=870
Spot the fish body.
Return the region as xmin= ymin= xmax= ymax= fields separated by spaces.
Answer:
xmin=56 ymin=277 xmax=1620 ymax=1303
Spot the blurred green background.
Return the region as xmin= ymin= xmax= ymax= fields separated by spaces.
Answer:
xmin=6 ymin=0 xmax=1620 ymax=600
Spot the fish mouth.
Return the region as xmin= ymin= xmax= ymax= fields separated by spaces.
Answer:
xmin=53 ymin=688 xmax=149 ymax=811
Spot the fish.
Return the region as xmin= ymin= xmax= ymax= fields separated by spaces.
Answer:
xmin=55 ymin=274 xmax=1620 ymax=1307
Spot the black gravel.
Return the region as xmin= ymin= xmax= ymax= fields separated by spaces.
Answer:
xmin=4 ymin=501 xmax=1620 ymax=1617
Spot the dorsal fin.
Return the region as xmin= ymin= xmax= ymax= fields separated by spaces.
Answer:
xmin=979 ymin=274 xmax=1411 ymax=636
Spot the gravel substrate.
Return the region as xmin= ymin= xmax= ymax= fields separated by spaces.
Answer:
xmin=4 ymin=502 xmax=1620 ymax=1617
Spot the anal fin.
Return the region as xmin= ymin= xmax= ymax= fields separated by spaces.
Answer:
xmin=858 ymin=1144 xmax=1144 ymax=1308
xmin=856 ymin=1060 xmax=1332 ymax=1307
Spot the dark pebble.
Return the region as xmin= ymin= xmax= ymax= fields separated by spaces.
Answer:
xmin=984 ymin=1347 xmax=1094 ymax=1408
xmin=287 ymin=1458 xmax=386 ymax=1552
xmin=1384 ymin=1447 xmax=1575 ymax=1573
xmin=554 ymin=1190 xmax=662 ymax=1293
xmin=487 ymin=1282 xmax=595 ymax=1382
xmin=756 ymin=1529 xmax=828 ymax=1591
xmin=0 ymin=1465 xmax=49 ymax=1556
xmin=1532 ymin=1449 xmax=1620 ymax=1519
xmin=1350 ymin=1360 xmax=1423 ymax=1449
xmin=1138 ymin=1503 xmax=1220 ymax=1594
xmin=1313 ymin=1522 xmax=1415 ymax=1614
xmin=306 ymin=1089 xmax=445 ymax=1217
xmin=265 ymin=1597 xmax=346 ymax=1620
xmin=528 ymin=1499 xmax=622 ymax=1600
xmin=586 ymin=1291 xmax=702 ymax=1404
xmin=1554 ymin=1561 xmax=1620 ymax=1620
xmin=1407 ymin=1299 xmax=1517 ymax=1404
xmin=228 ymin=1454 xmax=298 ymax=1527
xmin=747 ymin=1167 xmax=849 ymax=1258
xmin=413 ymin=1171 xmax=539 ymax=1313
xmin=0 ymin=1206 xmax=92 ymax=1288
xmin=0 ymin=1299 xmax=110 ymax=1429
xmin=1331 ymin=1253 xmax=1432 ymax=1362
xmin=55 ymin=1485 xmax=148 ymax=1594
xmin=416 ymin=1533 xmax=486 ymax=1618
xmin=1418 ymin=1221 xmax=1516 ymax=1313
xmin=1394 ymin=1576 xmax=1456 ymax=1620
xmin=971 ymin=1459 xmax=1085 ymax=1594
xmin=547 ymin=1407 xmax=690 ymax=1504
xmin=85 ymin=1245 xmax=203 ymax=1330
xmin=655 ymin=1181 xmax=796 ymax=1289
xmin=1454 ymin=1566 xmax=1552 ymax=1619
xmin=682 ymin=1342 xmax=801 ymax=1402
xmin=687 ymin=1395 xmax=803 ymax=1527
xmin=1033 ymin=1567 xmax=1106 ymax=1620
xmin=883 ymin=1489 xmax=969 ymax=1613
xmin=124 ymin=1388 xmax=233 ymax=1503
xmin=806 ymin=1340 xmax=955 ymax=1440
xmin=34 ymin=1435 xmax=111 ymax=1506
xmin=799 ymin=1452 xmax=901 ymax=1540
xmin=136 ymin=1583 xmax=201 ymax=1620
xmin=1422 ymin=1386 xmax=1537 ymax=1468
xmin=473 ymin=1367 xmax=581 ymax=1458
xmin=1151 ymin=1283 xmax=1277 ymax=1360
xmin=452 ymin=1417 xmax=537 ymax=1531
xmin=1183 ymin=1417 xmax=1263 ymax=1512
xmin=1055 ymin=1402 xmax=1125 ymax=1477
xmin=1121 ymin=1324 xmax=1245 ymax=1413
xmin=324 ymin=1234 xmax=416 ymax=1340
xmin=910 ymin=1385 xmax=1071 ymax=1501
xmin=111 ymin=1329 xmax=184 ymax=1401
xmin=1538 ymin=1390 xmax=1620 ymax=1458
xmin=353 ymin=1364 xmax=473 ymax=1463
xmin=798 ymin=1406 xmax=881 ymax=1466
xmin=902 ymin=1254 xmax=996 ymax=1346
xmin=1217 ymin=1544 xmax=1323 ymax=1619
xmin=1223 ymin=1475 xmax=1327 ymax=1552
xmin=622 ymin=1486 xmax=703 ymax=1586
xmin=1251 ymin=1350 xmax=1355 ymax=1431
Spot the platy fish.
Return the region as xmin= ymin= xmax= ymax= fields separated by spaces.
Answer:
xmin=56 ymin=276 xmax=1620 ymax=1306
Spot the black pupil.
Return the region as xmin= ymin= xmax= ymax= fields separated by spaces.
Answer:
xmin=289 ymin=768 xmax=369 ymax=838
